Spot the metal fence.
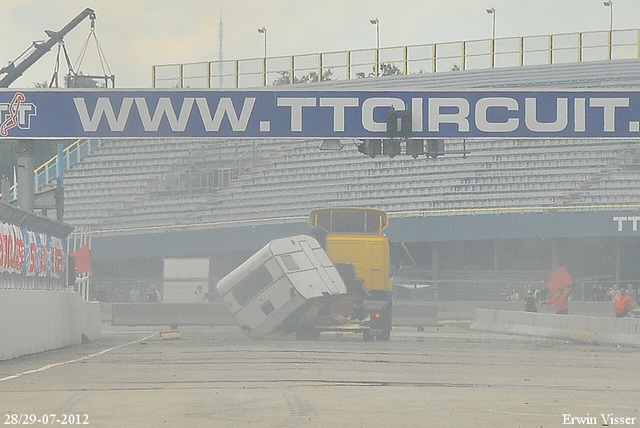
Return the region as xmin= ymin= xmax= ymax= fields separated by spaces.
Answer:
xmin=152 ymin=29 xmax=640 ymax=89
xmin=0 ymin=139 xmax=101 ymax=201
xmin=154 ymin=141 xmax=263 ymax=195
xmin=35 ymin=138 xmax=101 ymax=192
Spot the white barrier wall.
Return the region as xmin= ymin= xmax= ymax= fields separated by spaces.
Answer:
xmin=0 ymin=290 xmax=102 ymax=361
xmin=470 ymin=309 xmax=640 ymax=347
xmin=436 ymin=301 xmax=616 ymax=320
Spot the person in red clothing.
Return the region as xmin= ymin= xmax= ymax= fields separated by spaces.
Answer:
xmin=614 ymin=289 xmax=633 ymax=318
xmin=545 ymin=285 xmax=572 ymax=315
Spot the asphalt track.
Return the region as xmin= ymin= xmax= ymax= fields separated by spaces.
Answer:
xmin=1 ymin=324 xmax=638 ymax=428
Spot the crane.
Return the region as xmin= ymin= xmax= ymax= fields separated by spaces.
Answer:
xmin=0 ymin=8 xmax=95 ymax=88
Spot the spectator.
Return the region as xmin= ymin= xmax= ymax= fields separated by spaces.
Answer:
xmin=614 ymin=289 xmax=633 ymax=318
xmin=129 ymin=285 xmax=140 ymax=303
xmin=524 ymin=284 xmax=539 ymax=313
xmin=609 ymin=285 xmax=620 ymax=302
xmin=626 ymin=284 xmax=637 ymax=307
xmin=544 ymin=285 xmax=572 ymax=315
xmin=147 ymin=285 xmax=161 ymax=303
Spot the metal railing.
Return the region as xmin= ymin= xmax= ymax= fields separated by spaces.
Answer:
xmin=0 ymin=139 xmax=100 ymax=201
xmin=154 ymin=141 xmax=262 ymax=195
xmin=152 ymin=29 xmax=640 ymax=89
xmin=34 ymin=138 xmax=101 ymax=191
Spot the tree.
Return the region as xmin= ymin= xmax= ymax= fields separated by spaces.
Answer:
xmin=379 ymin=62 xmax=402 ymax=76
xmin=356 ymin=62 xmax=404 ymax=79
xmin=272 ymin=71 xmax=292 ymax=86
xmin=272 ymin=68 xmax=333 ymax=86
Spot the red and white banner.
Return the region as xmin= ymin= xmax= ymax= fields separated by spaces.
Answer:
xmin=0 ymin=220 xmax=65 ymax=278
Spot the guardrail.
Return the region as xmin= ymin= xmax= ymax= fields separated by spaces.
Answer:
xmin=1 ymin=139 xmax=99 ymax=201
xmin=35 ymin=139 xmax=101 ymax=192
xmin=152 ymin=29 xmax=640 ymax=89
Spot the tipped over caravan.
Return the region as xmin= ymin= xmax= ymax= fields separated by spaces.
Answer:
xmin=216 ymin=235 xmax=347 ymax=340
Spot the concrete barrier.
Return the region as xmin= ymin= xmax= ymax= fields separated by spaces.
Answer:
xmin=111 ymin=303 xmax=236 ymax=327
xmin=81 ymin=301 xmax=102 ymax=342
xmin=110 ymin=301 xmax=439 ymax=328
xmin=436 ymin=301 xmax=618 ymax=320
xmin=1 ymin=290 xmax=103 ymax=361
xmin=470 ymin=309 xmax=640 ymax=347
xmin=103 ymin=300 xmax=620 ymax=323
xmin=100 ymin=302 xmax=112 ymax=323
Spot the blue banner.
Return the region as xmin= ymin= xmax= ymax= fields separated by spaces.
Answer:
xmin=1 ymin=89 xmax=640 ymax=138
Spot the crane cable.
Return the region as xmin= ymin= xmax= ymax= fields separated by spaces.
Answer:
xmin=48 ymin=40 xmax=75 ymax=88
xmin=73 ymin=14 xmax=113 ymax=84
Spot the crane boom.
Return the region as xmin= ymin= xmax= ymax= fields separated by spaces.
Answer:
xmin=0 ymin=8 xmax=95 ymax=88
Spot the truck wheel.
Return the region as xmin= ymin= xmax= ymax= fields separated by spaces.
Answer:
xmin=363 ymin=330 xmax=373 ymax=342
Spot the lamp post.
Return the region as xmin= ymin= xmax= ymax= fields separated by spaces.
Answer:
xmin=486 ymin=7 xmax=495 ymax=39
xmin=486 ymin=7 xmax=496 ymax=68
xmin=370 ymin=18 xmax=380 ymax=50
xmin=603 ymin=1 xmax=613 ymax=60
xmin=257 ymin=27 xmax=267 ymax=85
xmin=370 ymin=18 xmax=380 ymax=76
xmin=257 ymin=27 xmax=267 ymax=59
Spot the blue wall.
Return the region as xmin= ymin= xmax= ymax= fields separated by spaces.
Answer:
xmin=91 ymin=210 xmax=640 ymax=261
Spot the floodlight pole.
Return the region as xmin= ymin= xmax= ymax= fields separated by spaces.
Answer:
xmin=258 ymin=27 xmax=267 ymax=85
xmin=370 ymin=18 xmax=380 ymax=76
xmin=604 ymin=1 xmax=613 ymax=59
xmin=486 ymin=7 xmax=496 ymax=68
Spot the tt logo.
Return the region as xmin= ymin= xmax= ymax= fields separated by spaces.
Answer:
xmin=0 ymin=92 xmax=37 ymax=137
xmin=613 ymin=216 xmax=640 ymax=232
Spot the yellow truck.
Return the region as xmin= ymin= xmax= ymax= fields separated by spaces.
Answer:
xmin=307 ymin=207 xmax=393 ymax=341
xmin=216 ymin=207 xmax=393 ymax=341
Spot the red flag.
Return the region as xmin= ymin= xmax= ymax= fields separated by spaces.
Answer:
xmin=72 ymin=244 xmax=92 ymax=275
xmin=547 ymin=266 xmax=572 ymax=294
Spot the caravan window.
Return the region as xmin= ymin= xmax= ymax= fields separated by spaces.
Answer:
xmin=280 ymin=254 xmax=300 ymax=271
xmin=232 ymin=265 xmax=273 ymax=306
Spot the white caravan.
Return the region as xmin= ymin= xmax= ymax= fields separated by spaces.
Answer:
xmin=216 ymin=235 xmax=347 ymax=339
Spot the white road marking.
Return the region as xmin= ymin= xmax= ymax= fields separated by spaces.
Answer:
xmin=0 ymin=333 xmax=156 ymax=382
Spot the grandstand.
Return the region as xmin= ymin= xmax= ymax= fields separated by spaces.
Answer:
xmin=60 ymin=132 xmax=640 ymax=230
xmin=42 ymin=56 xmax=640 ymax=301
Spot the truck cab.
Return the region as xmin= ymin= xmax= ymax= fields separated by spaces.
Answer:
xmin=308 ymin=207 xmax=393 ymax=341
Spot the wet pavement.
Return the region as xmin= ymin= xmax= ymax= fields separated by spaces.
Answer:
xmin=1 ymin=324 xmax=638 ymax=427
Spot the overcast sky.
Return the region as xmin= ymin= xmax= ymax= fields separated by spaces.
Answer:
xmin=1 ymin=0 xmax=638 ymax=89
